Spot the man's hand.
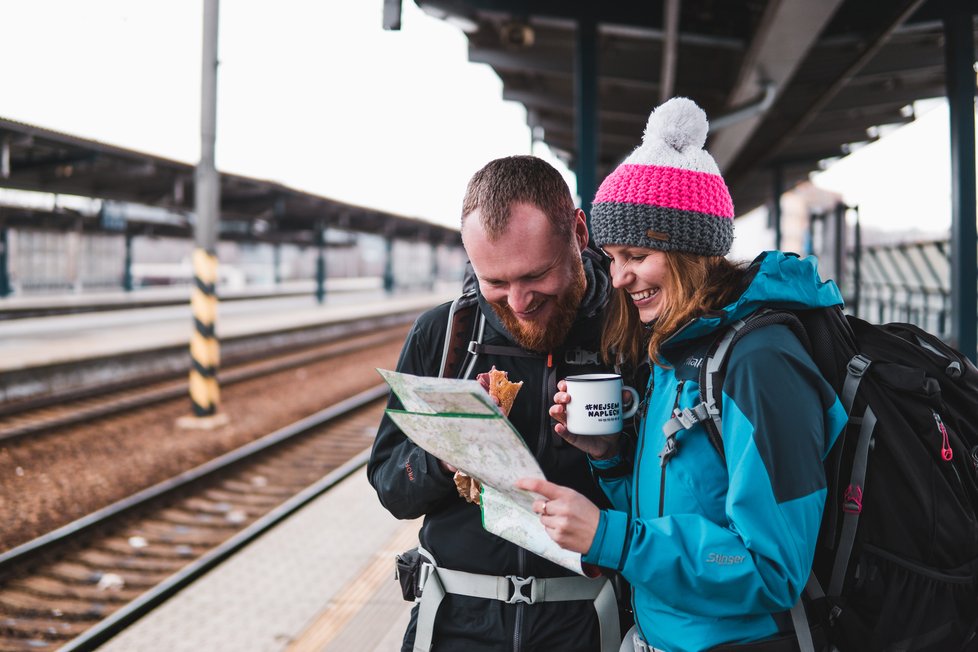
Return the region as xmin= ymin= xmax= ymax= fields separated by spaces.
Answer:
xmin=550 ymin=379 xmax=621 ymax=459
xmin=515 ymin=477 xmax=600 ymax=554
xmin=438 ymin=459 xmax=458 ymax=473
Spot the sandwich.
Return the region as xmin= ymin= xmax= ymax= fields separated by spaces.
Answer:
xmin=454 ymin=366 xmax=523 ymax=505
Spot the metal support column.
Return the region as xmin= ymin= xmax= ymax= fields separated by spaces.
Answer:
xmin=833 ymin=202 xmax=846 ymax=286
xmin=659 ymin=0 xmax=680 ymax=103
xmin=770 ymin=165 xmax=783 ymax=251
xmin=315 ymin=222 xmax=326 ymax=304
xmin=184 ymin=0 xmax=225 ymax=424
xmin=430 ymin=241 xmax=439 ymax=290
xmin=575 ymin=14 xmax=598 ymax=230
xmin=943 ymin=0 xmax=977 ymax=362
xmin=273 ymin=242 xmax=282 ymax=286
xmin=122 ymin=231 xmax=133 ymax=292
xmin=852 ymin=205 xmax=862 ymax=318
xmin=383 ymin=235 xmax=395 ymax=294
xmin=0 ymin=221 xmax=10 ymax=298
xmin=382 ymin=0 xmax=402 ymax=30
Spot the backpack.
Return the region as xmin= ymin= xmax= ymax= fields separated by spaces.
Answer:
xmin=690 ymin=304 xmax=978 ymax=651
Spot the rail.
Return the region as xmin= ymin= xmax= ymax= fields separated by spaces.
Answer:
xmin=0 ymin=386 xmax=389 ymax=651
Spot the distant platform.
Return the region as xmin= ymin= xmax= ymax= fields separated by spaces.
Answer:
xmin=0 ymin=277 xmax=410 ymax=320
xmin=0 ymin=285 xmax=458 ymax=373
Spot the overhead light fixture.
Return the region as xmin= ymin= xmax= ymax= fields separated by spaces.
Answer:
xmin=500 ymin=21 xmax=534 ymax=49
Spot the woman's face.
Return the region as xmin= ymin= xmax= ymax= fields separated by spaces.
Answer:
xmin=602 ymin=244 xmax=670 ymax=323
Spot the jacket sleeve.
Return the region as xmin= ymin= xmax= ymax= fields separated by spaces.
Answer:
xmin=584 ymin=326 xmax=846 ymax=618
xmin=366 ymin=312 xmax=458 ymax=520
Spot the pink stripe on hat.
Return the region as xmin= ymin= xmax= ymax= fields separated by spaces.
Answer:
xmin=594 ymin=164 xmax=734 ymax=219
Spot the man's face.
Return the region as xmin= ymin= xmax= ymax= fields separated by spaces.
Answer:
xmin=462 ymin=203 xmax=587 ymax=351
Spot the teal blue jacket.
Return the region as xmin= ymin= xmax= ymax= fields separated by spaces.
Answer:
xmin=583 ymin=252 xmax=849 ymax=652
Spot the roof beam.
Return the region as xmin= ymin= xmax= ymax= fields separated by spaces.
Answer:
xmin=419 ymin=1 xmax=671 ymax=30
xmin=709 ymin=0 xmax=846 ymax=172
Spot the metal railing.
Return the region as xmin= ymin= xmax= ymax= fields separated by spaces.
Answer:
xmin=844 ymin=238 xmax=954 ymax=340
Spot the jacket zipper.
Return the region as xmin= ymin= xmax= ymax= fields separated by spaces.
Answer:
xmin=516 ymin=353 xmax=555 ymax=652
xmin=658 ymin=380 xmax=684 ymax=517
xmin=933 ymin=411 xmax=953 ymax=461
xmin=513 ymin=547 xmax=525 ymax=651
xmin=933 ymin=411 xmax=969 ymax=496
xmin=633 ymin=386 xmax=649 ymax=521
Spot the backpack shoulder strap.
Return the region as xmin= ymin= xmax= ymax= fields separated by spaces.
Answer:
xmin=438 ymin=290 xmax=483 ymax=379
xmin=698 ymin=308 xmax=810 ymax=463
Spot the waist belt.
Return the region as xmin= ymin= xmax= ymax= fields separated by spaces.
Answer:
xmin=413 ymin=547 xmax=620 ymax=652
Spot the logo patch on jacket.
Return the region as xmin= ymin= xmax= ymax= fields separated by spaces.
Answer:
xmin=706 ymin=552 xmax=745 ymax=565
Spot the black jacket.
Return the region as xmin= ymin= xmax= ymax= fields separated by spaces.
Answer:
xmin=368 ymin=249 xmax=614 ymax=651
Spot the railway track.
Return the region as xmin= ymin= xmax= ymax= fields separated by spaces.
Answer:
xmin=0 ymin=323 xmax=409 ymax=443
xmin=0 ymin=386 xmax=389 ymax=652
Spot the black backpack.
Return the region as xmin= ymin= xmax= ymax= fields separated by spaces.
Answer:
xmin=688 ymin=304 xmax=978 ymax=651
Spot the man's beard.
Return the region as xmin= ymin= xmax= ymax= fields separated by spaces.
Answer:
xmin=489 ymin=260 xmax=587 ymax=352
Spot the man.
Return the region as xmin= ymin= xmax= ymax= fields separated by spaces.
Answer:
xmin=368 ymin=155 xmax=620 ymax=651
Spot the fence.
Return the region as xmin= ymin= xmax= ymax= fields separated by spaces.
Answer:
xmin=844 ymin=239 xmax=954 ymax=340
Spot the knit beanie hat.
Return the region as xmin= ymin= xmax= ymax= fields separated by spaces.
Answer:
xmin=590 ymin=97 xmax=734 ymax=257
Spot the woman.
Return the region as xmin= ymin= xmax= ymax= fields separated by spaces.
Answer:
xmin=517 ymin=98 xmax=848 ymax=652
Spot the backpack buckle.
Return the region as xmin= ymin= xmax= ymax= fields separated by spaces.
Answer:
xmin=565 ymin=348 xmax=599 ymax=365
xmin=847 ymin=354 xmax=872 ymax=378
xmin=505 ymin=575 xmax=537 ymax=604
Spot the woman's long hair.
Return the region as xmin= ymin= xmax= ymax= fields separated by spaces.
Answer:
xmin=601 ymin=252 xmax=749 ymax=368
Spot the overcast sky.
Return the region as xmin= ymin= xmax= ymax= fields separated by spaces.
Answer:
xmin=0 ymin=1 xmax=964 ymax=236
xmin=0 ymin=1 xmax=575 ymax=228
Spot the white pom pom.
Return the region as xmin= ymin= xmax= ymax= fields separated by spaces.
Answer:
xmin=643 ymin=97 xmax=708 ymax=153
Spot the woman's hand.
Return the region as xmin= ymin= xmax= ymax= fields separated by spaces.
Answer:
xmin=550 ymin=379 xmax=621 ymax=460
xmin=515 ymin=478 xmax=600 ymax=554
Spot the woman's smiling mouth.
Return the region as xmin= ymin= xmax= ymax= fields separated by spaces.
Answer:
xmin=630 ymin=288 xmax=659 ymax=303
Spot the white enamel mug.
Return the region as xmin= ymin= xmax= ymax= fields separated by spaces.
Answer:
xmin=564 ymin=373 xmax=640 ymax=436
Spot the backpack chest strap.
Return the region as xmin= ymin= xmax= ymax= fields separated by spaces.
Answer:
xmin=467 ymin=342 xmax=543 ymax=359
xmin=662 ymin=401 xmax=711 ymax=438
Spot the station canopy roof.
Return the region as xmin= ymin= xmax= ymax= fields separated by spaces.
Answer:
xmin=0 ymin=116 xmax=461 ymax=244
xmin=412 ymin=0 xmax=974 ymax=216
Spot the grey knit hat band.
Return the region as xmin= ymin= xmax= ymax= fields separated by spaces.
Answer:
xmin=591 ymin=202 xmax=734 ymax=257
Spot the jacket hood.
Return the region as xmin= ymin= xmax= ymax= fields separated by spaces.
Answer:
xmin=476 ymin=244 xmax=611 ymax=347
xmin=671 ymin=250 xmax=844 ymax=344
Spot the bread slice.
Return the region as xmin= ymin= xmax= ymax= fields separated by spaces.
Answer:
xmin=488 ymin=367 xmax=523 ymax=416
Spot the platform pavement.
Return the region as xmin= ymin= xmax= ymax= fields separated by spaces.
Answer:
xmin=98 ymin=466 xmax=419 ymax=652
xmin=0 ymin=286 xmax=458 ymax=372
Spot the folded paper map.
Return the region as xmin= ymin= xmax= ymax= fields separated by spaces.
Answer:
xmin=377 ymin=368 xmax=583 ymax=574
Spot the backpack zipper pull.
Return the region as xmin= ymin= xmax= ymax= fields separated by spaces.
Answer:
xmin=547 ymin=352 xmax=553 ymax=368
xmin=933 ymin=412 xmax=953 ymax=461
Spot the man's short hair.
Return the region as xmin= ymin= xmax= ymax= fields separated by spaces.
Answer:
xmin=461 ymin=155 xmax=576 ymax=242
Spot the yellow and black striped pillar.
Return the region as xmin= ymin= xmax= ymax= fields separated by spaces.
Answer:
xmin=189 ymin=247 xmax=221 ymax=416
